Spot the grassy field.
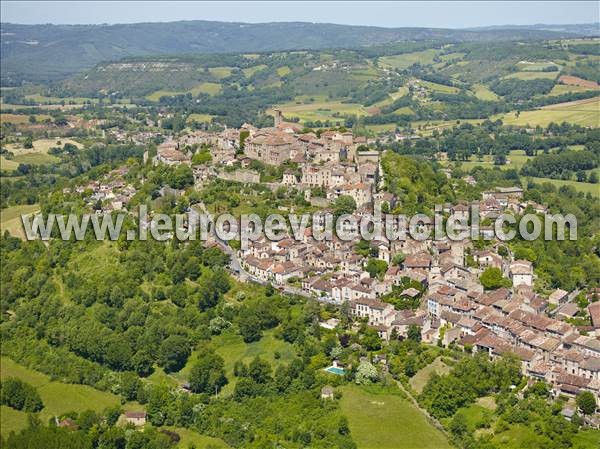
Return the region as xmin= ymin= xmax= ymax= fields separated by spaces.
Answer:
xmin=365 ymin=123 xmax=398 ymax=133
xmin=0 ymin=156 xmax=19 ymax=171
xmin=172 ymin=328 xmax=297 ymax=396
xmin=242 ymin=64 xmax=267 ymax=77
xmin=493 ymin=96 xmax=599 ymax=128
xmin=524 ymin=177 xmax=600 ymax=196
xmin=340 ymin=385 xmax=453 ymax=449
xmin=547 ymin=84 xmax=598 ymax=96
xmin=1 ymin=138 xmax=81 ymax=171
xmin=516 ymin=61 xmax=560 ymax=72
xmin=492 ymin=423 xmax=599 ymax=449
xmin=186 ymin=113 xmax=215 ymax=123
xmin=0 ymin=405 xmax=29 ymax=438
xmin=0 ymin=204 xmax=40 ymax=239
xmin=277 ymin=66 xmax=291 ymax=77
xmin=269 ymin=101 xmax=369 ymax=123
xmin=409 ymin=357 xmax=451 ymax=394
xmin=147 ymin=82 xmax=222 ymax=101
xmin=208 ymin=67 xmax=233 ymax=79
xmin=371 ymin=86 xmax=410 ymax=108
xmin=411 ymin=119 xmax=483 ymax=136
xmin=0 ymin=357 xmax=120 ymax=437
xmin=458 ymin=150 xmax=533 ymax=172
xmin=572 ymin=430 xmax=600 ymax=449
xmin=419 ymin=80 xmax=460 ymax=94
xmin=23 ymin=94 xmax=98 ymax=104
xmin=0 ymin=113 xmax=52 ymax=124
xmin=350 ymin=65 xmax=380 ymax=81
xmin=379 ymin=49 xmax=439 ymax=70
xmin=472 ymin=84 xmax=499 ymax=101
xmin=503 ymin=71 xmax=559 ymax=81
xmin=162 ymin=427 xmax=230 ymax=448
xmin=439 ymin=52 xmax=466 ymax=62
xmin=189 ymin=82 xmax=222 ymax=96
xmin=0 ymin=102 xmax=81 ymax=111
xmin=212 ymin=330 xmax=296 ymax=395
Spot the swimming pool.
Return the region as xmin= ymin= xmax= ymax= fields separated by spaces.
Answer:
xmin=324 ymin=366 xmax=345 ymax=375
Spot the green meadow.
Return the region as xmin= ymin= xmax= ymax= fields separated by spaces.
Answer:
xmin=270 ymin=101 xmax=369 ymax=123
xmin=0 ymin=204 xmax=40 ymax=239
xmin=0 ymin=357 xmax=120 ymax=437
xmin=492 ymin=97 xmax=599 ymax=128
xmin=379 ymin=50 xmax=440 ymax=70
xmin=409 ymin=357 xmax=451 ymax=394
xmin=340 ymin=384 xmax=453 ymax=449
xmin=179 ymin=330 xmax=297 ymax=396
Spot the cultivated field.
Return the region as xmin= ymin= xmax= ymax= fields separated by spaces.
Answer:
xmin=0 ymin=113 xmax=52 ymax=124
xmin=558 ymin=75 xmax=599 ymax=89
xmin=269 ymin=101 xmax=370 ymax=123
xmin=146 ymin=82 xmax=222 ymax=101
xmin=340 ymin=385 xmax=453 ymax=449
xmin=493 ymin=96 xmax=600 ymax=128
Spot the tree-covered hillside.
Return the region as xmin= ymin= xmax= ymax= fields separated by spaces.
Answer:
xmin=0 ymin=20 xmax=585 ymax=84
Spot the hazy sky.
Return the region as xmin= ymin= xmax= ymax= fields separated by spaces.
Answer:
xmin=1 ymin=1 xmax=598 ymax=28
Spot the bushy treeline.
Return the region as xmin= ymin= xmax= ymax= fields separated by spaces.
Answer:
xmin=521 ymin=149 xmax=599 ymax=179
xmin=419 ymin=353 xmax=522 ymax=419
xmin=490 ymin=78 xmax=556 ymax=101
xmin=2 ymin=414 xmax=177 ymax=449
xmin=0 ymin=377 xmax=43 ymax=412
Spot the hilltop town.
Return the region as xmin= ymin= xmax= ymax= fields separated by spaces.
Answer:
xmin=1 ymin=14 xmax=599 ymax=449
xmin=77 ymin=108 xmax=600 ymax=419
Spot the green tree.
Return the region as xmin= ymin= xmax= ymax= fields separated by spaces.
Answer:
xmin=365 ymin=259 xmax=388 ymax=279
xmin=333 ymin=195 xmax=357 ymax=216
xmin=361 ymin=327 xmax=382 ymax=351
xmin=0 ymin=378 xmax=43 ymax=412
xmin=188 ymin=350 xmax=228 ymax=394
xmin=480 ymin=267 xmax=511 ymax=290
xmin=239 ymin=312 xmax=263 ymax=343
xmin=23 ymin=137 xmax=34 ymax=149
xmin=192 ymin=150 xmax=212 ymax=165
xmin=576 ymin=391 xmax=597 ymax=415
xmin=449 ymin=412 xmax=468 ymax=436
xmin=407 ymin=324 xmax=421 ymax=343
xmin=158 ymin=335 xmax=190 ymax=373
xmin=248 ymin=356 xmax=272 ymax=384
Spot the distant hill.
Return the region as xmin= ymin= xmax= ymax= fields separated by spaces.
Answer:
xmin=467 ymin=22 xmax=599 ymax=37
xmin=0 ymin=20 xmax=584 ymax=84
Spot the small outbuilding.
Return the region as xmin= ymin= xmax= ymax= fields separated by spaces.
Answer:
xmin=321 ymin=385 xmax=335 ymax=400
